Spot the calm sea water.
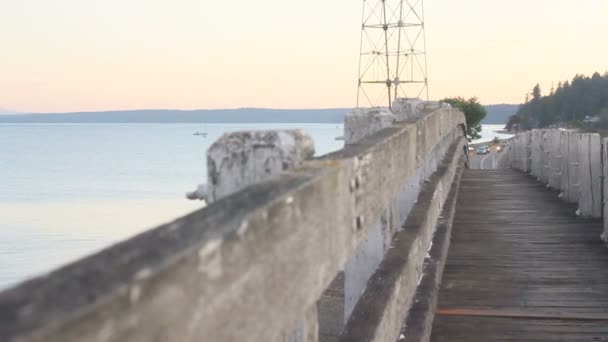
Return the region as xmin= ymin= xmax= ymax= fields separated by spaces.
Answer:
xmin=0 ymin=123 xmax=344 ymax=289
xmin=475 ymin=124 xmax=513 ymax=144
xmin=0 ymin=122 xmax=508 ymax=290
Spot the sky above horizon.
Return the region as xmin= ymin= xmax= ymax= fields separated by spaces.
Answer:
xmin=1 ymin=0 xmax=607 ymax=113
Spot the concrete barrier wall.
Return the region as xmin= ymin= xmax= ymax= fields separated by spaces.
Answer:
xmin=503 ymin=129 xmax=604 ymax=220
xmin=501 ymin=131 xmax=532 ymax=172
xmin=0 ymin=101 xmax=467 ymax=342
xmin=603 ymin=138 xmax=608 ymax=242
xmin=340 ymin=140 xmax=465 ymax=342
xmin=339 ymin=103 xmax=463 ymax=331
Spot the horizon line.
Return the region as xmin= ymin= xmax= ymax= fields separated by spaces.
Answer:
xmin=3 ymin=103 xmax=521 ymax=115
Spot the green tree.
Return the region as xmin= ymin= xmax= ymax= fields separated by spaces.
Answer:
xmin=442 ymin=97 xmax=487 ymax=141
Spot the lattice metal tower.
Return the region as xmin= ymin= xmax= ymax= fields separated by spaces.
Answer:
xmin=357 ymin=0 xmax=429 ymax=110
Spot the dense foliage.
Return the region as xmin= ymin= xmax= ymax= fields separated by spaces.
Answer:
xmin=511 ymin=72 xmax=608 ymax=129
xmin=442 ymin=97 xmax=487 ymax=141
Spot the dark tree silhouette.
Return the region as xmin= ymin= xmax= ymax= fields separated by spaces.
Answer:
xmin=513 ymin=72 xmax=608 ymax=129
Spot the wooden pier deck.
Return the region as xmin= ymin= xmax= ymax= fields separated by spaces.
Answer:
xmin=431 ymin=170 xmax=608 ymax=341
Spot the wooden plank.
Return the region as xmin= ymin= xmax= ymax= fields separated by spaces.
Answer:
xmin=433 ymin=316 xmax=608 ymax=342
xmin=436 ymin=308 xmax=608 ymax=321
xmin=431 ymin=169 xmax=607 ymax=341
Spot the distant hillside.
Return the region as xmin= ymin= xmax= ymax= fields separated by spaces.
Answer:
xmin=483 ymin=104 xmax=520 ymax=125
xmin=0 ymin=105 xmax=520 ymax=124
xmin=0 ymin=108 xmax=349 ymax=124
xmin=0 ymin=107 xmax=18 ymax=115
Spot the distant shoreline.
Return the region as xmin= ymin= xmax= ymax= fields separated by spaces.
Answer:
xmin=0 ymin=108 xmax=350 ymax=124
xmin=0 ymin=106 xmax=514 ymax=125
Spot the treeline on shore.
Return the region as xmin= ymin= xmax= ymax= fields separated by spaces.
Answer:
xmin=508 ymin=72 xmax=608 ymax=130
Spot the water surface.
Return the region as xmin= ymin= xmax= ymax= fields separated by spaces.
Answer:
xmin=0 ymin=123 xmax=344 ymax=289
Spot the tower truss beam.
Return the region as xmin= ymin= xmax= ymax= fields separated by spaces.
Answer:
xmin=357 ymin=0 xmax=429 ymax=110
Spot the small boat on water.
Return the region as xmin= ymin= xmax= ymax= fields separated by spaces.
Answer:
xmin=194 ymin=132 xmax=208 ymax=137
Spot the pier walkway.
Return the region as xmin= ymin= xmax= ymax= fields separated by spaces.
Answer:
xmin=4 ymin=104 xmax=608 ymax=342
xmin=431 ymin=170 xmax=608 ymax=341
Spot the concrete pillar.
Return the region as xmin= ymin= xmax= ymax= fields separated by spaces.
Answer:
xmin=530 ymin=130 xmax=542 ymax=178
xmin=578 ymin=133 xmax=602 ymax=218
xmin=548 ymin=130 xmax=562 ymax=190
xmin=560 ymin=131 xmax=570 ymax=196
xmin=344 ymin=108 xmax=396 ymax=145
xmin=567 ymin=132 xmax=581 ymax=204
xmin=507 ymin=135 xmax=517 ymax=170
xmin=540 ymin=130 xmax=551 ymax=184
xmin=502 ymin=138 xmax=512 ymax=169
xmin=528 ymin=132 xmax=535 ymax=173
xmin=392 ymin=98 xmax=450 ymax=122
xmin=392 ymin=98 xmax=425 ymax=121
xmin=540 ymin=130 xmax=548 ymax=180
xmin=536 ymin=130 xmax=543 ymax=178
xmin=191 ymin=129 xmax=318 ymax=341
xmin=525 ymin=131 xmax=533 ymax=173
xmin=603 ymin=138 xmax=608 ymax=242
xmin=501 ymin=137 xmax=514 ymax=169
xmin=513 ymin=134 xmax=523 ymax=170
xmin=591 ymin=134 xmax=603 ymax=218
xmin=522 ymin=132 xmax=530 ymax=171
xmin=509 ymin=134 xmax=519 ymax=170
xmin=520 ymin=134 xmax=526 ymax=170
xmin=205 ymin=130 xmax=314 ymax=203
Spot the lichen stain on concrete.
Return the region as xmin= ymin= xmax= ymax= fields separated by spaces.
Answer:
xmin=237 ymin=220 xmax=249 ymax=237
xmin=134 ymin=267 xmax=153 ymax=281
xmin=129 ymin=285 xmax=141 ymax=303
xmin=198 ymin=239 xmax=223 ymax=279
xmin=167 ymin=223 xmax=181 ymax=232
xmin=126 ymin=314 xmax=140 ymax=329
xmin=96 ymin=319 xmax=116 ymax=342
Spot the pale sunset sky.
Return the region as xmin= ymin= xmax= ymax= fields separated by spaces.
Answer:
xmin=1 ymin=0 xmax=607 ymax=113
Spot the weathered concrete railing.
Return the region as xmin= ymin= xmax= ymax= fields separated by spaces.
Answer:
xmin=501 ymin=129 xmax=606 ymax=238
xmin=0 ymin=100 xmax=467 ymax=342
